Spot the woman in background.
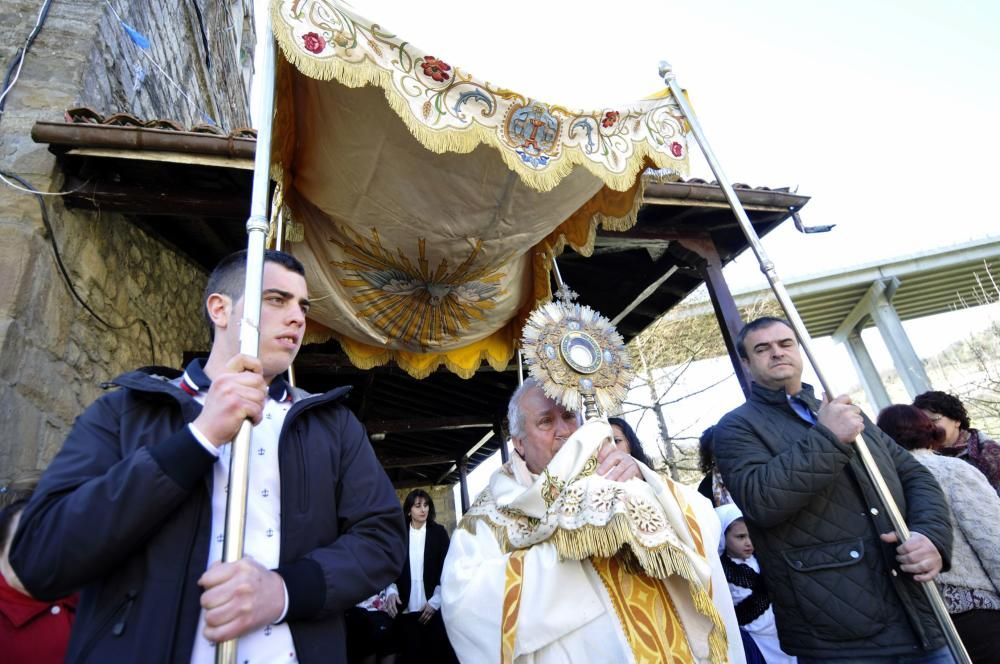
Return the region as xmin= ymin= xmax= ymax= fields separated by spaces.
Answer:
xmin=878 ymin=404 xmax=1000 ymax=663
xmin=697 ymin=425 xmax=733 ymax=506
xmin=607 ymin=416 xmax=651 ymax=467
xmin=388 ymin=490 xmax=456 ymax=664
xmin=913 ymin=390 xmax=1000 ymax=494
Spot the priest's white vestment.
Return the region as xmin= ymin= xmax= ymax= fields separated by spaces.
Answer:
xmin=441 ymin=421 xmax=744 ymax=664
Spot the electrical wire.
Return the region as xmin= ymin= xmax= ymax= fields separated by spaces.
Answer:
xmin=0 ymin=0 xmax=54 ymax=115
xmin=2 ymin=169 xmax=156 ymax=364
xmin=1 ymin=1 xmax=157 ymax=364
xmin=103 ymin=0 xmax=221 ymax=129
xmin=0 ymin=171 xmax=90 ymax=196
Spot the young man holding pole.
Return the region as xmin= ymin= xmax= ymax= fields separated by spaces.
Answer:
xmin=10 ymin=249 xmax=405 ymax=663
xmin=714 ymin=316 xmax=954 ymax=663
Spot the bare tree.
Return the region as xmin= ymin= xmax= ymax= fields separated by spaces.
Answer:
xmin=926 ymin=262 xmax=1000 ymax=434
xmin=623 ymin=296 xmax=783 ymax=480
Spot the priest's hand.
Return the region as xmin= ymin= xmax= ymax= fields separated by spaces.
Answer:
xmin=193 ymin=354 xmax=267 ymax=447
xmin=597 ymin=445 xmax=641 ymax=482
xmin=199 ymin=557 xmax=286 ymax=642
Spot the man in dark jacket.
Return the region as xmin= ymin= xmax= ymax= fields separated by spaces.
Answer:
xmin=10 ymin=249 xmax=406 ymax=663
xmin=715 ymin=316 xmax=954 ymax=662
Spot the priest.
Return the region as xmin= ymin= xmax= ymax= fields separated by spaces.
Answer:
xmin=441 ymin=378 xmax=743 ymax=663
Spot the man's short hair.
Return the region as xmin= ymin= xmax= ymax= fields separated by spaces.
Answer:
xmin=202 ymin=249 xmax=306 ymax=336
xmin=507 ymin=377 xmax=541 ymax=440
xmin=735 ymin=316 xmax=794 ymax=360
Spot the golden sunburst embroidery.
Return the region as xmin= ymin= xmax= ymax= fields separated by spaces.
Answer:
xmin=330 ymin=227 xmax=509 ymax=349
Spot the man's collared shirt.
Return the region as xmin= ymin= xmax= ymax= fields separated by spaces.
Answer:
xmin=181 ymin=359 xmax=297 ymax=664
xmin=788 ymin=394 xmax=817 ymax=425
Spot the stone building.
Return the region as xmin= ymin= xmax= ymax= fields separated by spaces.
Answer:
xmin=0 ymin=0 xmax=255 ymax=481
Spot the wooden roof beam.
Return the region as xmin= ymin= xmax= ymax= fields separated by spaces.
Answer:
xmin=365 ymin=415 xmax=492 ymax=435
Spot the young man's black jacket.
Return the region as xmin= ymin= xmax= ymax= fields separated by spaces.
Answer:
xmin=715 ymin=382 xmax=953 ymax=659
xmin=10 ymin=367 xmax=406 ymax=663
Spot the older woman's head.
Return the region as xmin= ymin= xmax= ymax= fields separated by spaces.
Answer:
xmin=912 ymin=391 xmax=970 ymax=446
xmin=877 ymin=404 xmax=946 ymax=451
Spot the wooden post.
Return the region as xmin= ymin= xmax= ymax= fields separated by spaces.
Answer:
xmin=495 ymin=415 xmax=509 ymax=464
xmin=457 ymin=456 xmax=470 ymax=513
xmin=679 ymin=236 xmax=751 ymax=396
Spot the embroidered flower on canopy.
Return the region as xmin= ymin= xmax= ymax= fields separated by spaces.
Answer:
xmin=670 ymin=141 xmax=684 ymax=158
xmin=627 ymin=496 xmax=666 ymax=534
xmin=421 ymin=56 xmax=451 ymax=82
xmin=601 ymin=111 xmax=620 ymax=128
xmin=302 ymin=32 xmax=326 ymax=54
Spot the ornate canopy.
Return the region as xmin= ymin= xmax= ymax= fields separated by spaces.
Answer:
xmin=270 ymin=0 xmax=690 ymax=378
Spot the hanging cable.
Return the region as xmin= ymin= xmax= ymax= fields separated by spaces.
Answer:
xmin=103 ymin=0 xmax=221 ymax=128
xmin=0 ymin=171 xmax=91 ymax=196
xmin=0 ymin=0 xmax=54 ymax=117
xmin=2 ymin=2 xmax=156 ymax=363
xmin=2 ymin=170 xmax=156 ymax=364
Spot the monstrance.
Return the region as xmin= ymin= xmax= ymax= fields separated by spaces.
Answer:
xmin=520 ymin=285 xmax=633 ymax=421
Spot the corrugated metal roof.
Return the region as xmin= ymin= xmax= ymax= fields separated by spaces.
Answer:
xmin=676 ymin=236 xmax=1000 ymax=338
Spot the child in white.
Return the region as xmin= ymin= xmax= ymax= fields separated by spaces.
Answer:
xmin=716 ymin=504 xmax=796 ymax=664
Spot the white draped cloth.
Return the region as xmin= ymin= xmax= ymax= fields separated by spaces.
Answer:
xmin=441 ymin=421 xmax=744 ymax=664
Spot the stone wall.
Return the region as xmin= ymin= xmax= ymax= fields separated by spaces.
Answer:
xmin=0 ymin=0 xmax=253 ymax=482
xmin=80 ymin=0 xmax=255 ymax=131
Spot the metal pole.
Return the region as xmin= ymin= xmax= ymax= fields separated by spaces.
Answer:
xmin=550 ymin=256 xmax=566 ymax=291
xmin=658 ymin=61 xmax=969 ymax=664
xmin=215 ymin=16 xmax=278 ymax=664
